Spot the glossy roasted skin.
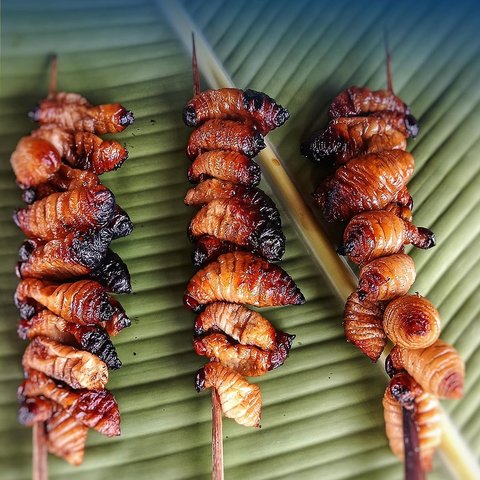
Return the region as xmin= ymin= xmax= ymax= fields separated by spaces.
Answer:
xmin=343 ymin=292 xmax=386 ymax=362
xmin=15 ymin=278 xmax=116 ymax=325
xmin=14 ymin=186 xmax=115 ymax=241
xmin=18 ymin=310 xmax=122 ymax=370
xmin=358 ymin=253 xmax=416 ymax=301
xmin=183 ymin=252 xmax=305 ymax=312
xmin=32 ymin=125 xmax=128 ymax=174
xmin=383 ymin=294 xmax=441 ymax=349
xmin=19 ymin=369 xmax=121 ymax=436
xmin=192 ymin=235 xmax=242 ymax=267
xmin=338 ymin=210 xmax=436 ymax=265
xmin=10 ymin=136 xmax=62 ymax=188
xmin=46 ymin=406 xmax=89 ymax=465
xmin=301 ymin=115 xmax=407 ymax=166
xmin=383 ymin=202 xmax=413 ymax=222
xmin=313 ymin=150 xmax=415 ymax=222
xmin=188 ymin=198 xmax=285 ymax=261
xmin=187 ymin=119 xmax=265 ymax=159
xmin=383 ymin=373 xmax=441 ymax=472
xmin=195 ymin=362 xmax=262 ymax=427
xmin=195 ymin=302 xmax=288 ymax=351
xmin=31 ymin=92 xmax=134 ymax=134
xmin=183 ymin=88 xmax=289 ymax=135
xmin=188 ymin=150 xmax=261 ymax=186
xmin=387 ymin=340 xmax=464 ymax=399
xmin=22 ymin=336 xmax=108 ymax=390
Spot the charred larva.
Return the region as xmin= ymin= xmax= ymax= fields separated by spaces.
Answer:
xmin=195 ymin=362 xmax=262 ymax=427
xmin=192 ymin=235 xmax=241 ymax=267
xmin=183 ymin=252 xmax=305 ymax=312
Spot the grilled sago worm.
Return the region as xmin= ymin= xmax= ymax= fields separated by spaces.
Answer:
xmin=18 ymin=396 xmax=57 ymax=427
xmin=195 ymin=302 xmax=294 ymax=351
xmin=183 ymin=252 xmax=305 ymax=312
xmin=386 ymin=340 xmax=464 ymax=399
xmin=358 ymin=253 xmax=415 ymax=302
xmin=188 ymin=150 xmax=261 ymax=186
xmin=19 ymin=369 xmax=120 ymax=436
xmin=343 ymin=292 xmax=386 ymax=362
xmin=383 ymin=202 xmax=413 ymax=223
xmin=18 ymin=310 xmax=122 ymax=370
xmin=188 ymin=198 xmax=285 ymax=261
xmin=313 ymin=150 xmax=415 ymax=222
xmin=183 ymin=88 xmax=289 ymax=134
xmin=194 ymin=332 xmax=294 ymax=376
xmin=22 ymin=336 xmax=108 ymax=390
xmin=187 ymin=119 xmax=265 ymax=159
xmin=338 ymin=210 xmax=435 ymax=265
xmin=383 ymin=373 xmax=442 ymax=472
xmin=192 ymin=235 xmax=242 ymax=267
xmin=31 ymin=91 xmax=134 ymax=134
xmin=195 ymin=362 xmax=262 ymax=427
xmin=14 ymin=186 xmax=115 ymax=241
xmin=383 ymin=294 xmax=441 ymax=349
xmin=32 ymin=125 xmax=128 ymax=174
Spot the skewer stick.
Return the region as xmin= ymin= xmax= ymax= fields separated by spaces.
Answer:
xmin=384 ymin=29 xmax=394 ymax=92
xmin=403 ymin=407 xmax=425 ymax=480
xmin=211 ymin=389 xmax=224 ymax=480
xmin=192 ymin=34 xmax=200 ymax=96
xmin=48 ymin=54 xmax=58 ymax=98
xmin=33 ymin=422 xmax=48 ymax=480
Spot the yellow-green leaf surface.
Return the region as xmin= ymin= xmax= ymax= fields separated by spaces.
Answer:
xmin=1 ymin=1 xmax=479 ymax=479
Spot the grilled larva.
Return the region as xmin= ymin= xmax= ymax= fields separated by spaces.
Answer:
xmin=188 ymin=150 xmax=261 ymax=186
xmin=15 ymin=278 xmax=116 ymax=325
xmin=301 ymin=115 xmax=407 ymax=166
xmin=18 ymin=310 xmax=122 ymax=370
xmin=358 ymin=253 xmax=415 ymax=301
xmin=32 ymin=125 xmax=128 ymax=174
xmin=338 ymin=210 xmax=435 ymax=265
xmin=343 ymin=292 xmax=386 ymax=362
xmin=31 ymin=91 xmax=134 ymax=134
xmin=183 ymin=88 xmax=289 ymax=134
xmin=14 ymin=186 xmax=115 ymax=241
xmin=183 ymin=252 xmax=305 ymax=312
xmin=19 ymin=369 xmax=120 ymax=436
xmin=383 ymin=202 xmax=413 ymax=222
xmin=22 ymin=336 xmax=108 ymax=390
xmin=383 ymin=372 xmax=441 ymax=472
xmin=386 ymin=340 xmax=464 ymax=399
xmin=194 ymin=332 xmax=293 ymax=376
xmin=107 ymin=205 xmax=135 ymax=240
xmin=383 ymin=294 xmax=441 ymax=349
xmin=188 ymin=198 xmax=285 ymax=261
xmin=195 ymin=362 xmax=262 ymax=427
xmin=194 ymin=302 xmax=292 ymax=351
xmin=18 ymin=396 xmax=56 ymax=427
xmin=192 ymin=235 xmax=241 ymax=267
xmin=103 ymin=296 xmax=132 ymax=336
xmin=46 ymin=406 xmax=89 ymax=465
xmin=187 ymin=119 xmax=265 ymax=159
xmin=313 ymin=150 xmax=415 ymax=222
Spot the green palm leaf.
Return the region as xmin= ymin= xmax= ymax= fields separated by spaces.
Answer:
xmin=1 ymin=0 xmax=479 ymax=479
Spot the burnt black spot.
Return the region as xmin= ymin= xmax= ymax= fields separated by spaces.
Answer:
xmin=251 ymin=225 xmax=285 ymax=262
xmin=193 ymin=319 xmax=205 ymax=338
xmin=390 ymin=380 xmax=415 ymax=408
xmin=71 ymin=230 xmax=111 ymax=269
xmin=107 ymin=207 xmax=134 ymax=240
xmin=336 ymin=241 xmax=354 ymax=256
xmin=194 ymin=368 xmax=206 ymax=392
xmin=246 ymin=161 xmax=262 ymax=187
xmin=18 ymin=240 xmax=38 ymax=262
xmin=269 ymin=332 xmax=296 ymax=370
xmin=384 ymin=354 xmax=398 ymax=378
xmin=94 ymin=189 xmax=116 ymax=225
xmin=404 ymin=113 xmax=419 ymax=139
xmin=90 ymin=249 xmax=131 ymax=294
xmin=12 ymin=210 xmax=21 ymax=228
xmin=78 ymin=325 xmax=122 ymax=370
xmin=275 ymin=107 xmax=290 ymax=127
xmin=22 ymin=188 xmax=37 ymax=204
xmin=416 ymin=227 xmax=436 ymax=249
xmin=243 ymin=89 xmax=266 ymax=110
xmin=16 ymin=300 xmax=37 ymax=320
xmin=192 ymin=243 xmax=209 ymax=267
xmin=183 ymin=105 xmax=197 ymax=127
xmin=119 ymin=110 xmax=135 ymax=127
xmin=99 ymin=299 xmax=116 ymax=322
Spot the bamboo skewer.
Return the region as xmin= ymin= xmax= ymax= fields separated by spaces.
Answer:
xmin=211 ymin=389 xmax=224 ymax=480
xmin=32 ymin=422 xmax=48 ymax=480
xmin=160 ymin=1 xmax=480 ymax=479
xmin=403 ymin=407 xmax=425 ymax=480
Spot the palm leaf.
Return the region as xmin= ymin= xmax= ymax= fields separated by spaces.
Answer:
xmin=1 ymin=0 xmax=479 ymax=479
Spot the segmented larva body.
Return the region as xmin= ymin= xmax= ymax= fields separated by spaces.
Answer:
xmin=383 ymin=294 xmax=441 ymax=349
xmin=10 ymin=136 xmax=62 ymax=189
xmin=387 ymin=340 xmax=464 ymax=399
xmin=313 ymin=150 xmax=415 ymax=222
xmin=343 ymin=292 xmax=386 ymax=362
xmin=18 ymin=310 xmax=122 ymax=370
xmin=22 ymin=336 xmax=108 ymax=390
xmin=383 ymin=373 xmax=442 ymax=472
xmin=183 ymin=252 xmax=305 ymax=312
xmin=339 ymin=210 xmax=435 ymax=265
xmin=188 ymin=150 xmax=261 ymax=186
xmin=46 ymin=407 xmax=89 ymax=466
xmin=192 ymin=235 xmax=241 ymax=267
xmin=31 ymin=92 xmax=134 ymax=134
xmin=358 ymin=253 xmax=416 ymax=301
xmin=188 ymin=198 xmax=285 ymax=261
xmin=16 ymin=278 xmax=115 ymax=325
xmin=14 ymin=186 xmax=115 ymax=241
xmin=195 ymin=302 xmax=287 ymax=351
xmin=183 ymin=88 xmax=289 ymax=134
xmin=187 ymin=119 xmax=265 ymax=159
xmin=32 ymin=125 xmax=128 ymax=174
xmin=19 ymin=369 xmax=120 ymax=436
xmin=195 ymin=362 xmax=262 ymax=427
